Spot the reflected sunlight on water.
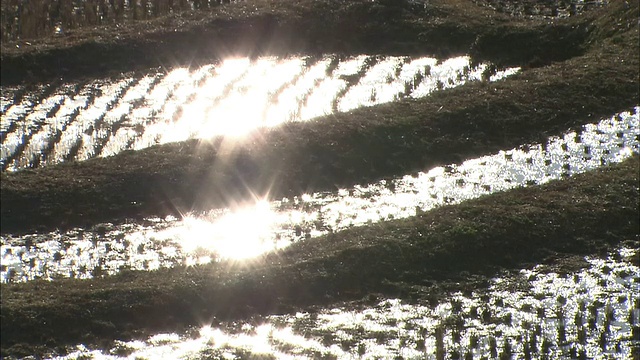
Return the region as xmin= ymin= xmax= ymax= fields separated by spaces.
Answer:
xmin=169 ymin=200 xmax=285 ymax=260
xmin=1 ymin=107 xmax=638 ymax=283
xmin=48 ymin=246 xmax=639 ymax=359
xmin=1 ymin=55 xmax=519 ymax=171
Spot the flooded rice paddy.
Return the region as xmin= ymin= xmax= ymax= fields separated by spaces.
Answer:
xmin=0 ymin=55 xmax=518 ymax=171
xmin=49 ymin=246 xmax=639 ymax=359
xmin=1 ymin=106 xmax=638 ymax=284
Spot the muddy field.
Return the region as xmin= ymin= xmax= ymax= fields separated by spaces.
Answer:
xmin=1 ymin=0 xmax=639 ymax=359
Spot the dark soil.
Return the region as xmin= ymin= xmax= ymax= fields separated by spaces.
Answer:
xmin=1 ymin=0 xmax=639 ymax=358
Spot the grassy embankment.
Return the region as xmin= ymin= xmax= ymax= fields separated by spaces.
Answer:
xmin=1 ymin=0 xmax=639 ymax=358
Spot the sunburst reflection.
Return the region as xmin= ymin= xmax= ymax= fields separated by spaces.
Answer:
xmin=170 ymin=200 xmax=284 ymax=261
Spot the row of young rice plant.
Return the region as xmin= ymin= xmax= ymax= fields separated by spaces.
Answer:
xmin=0 ymin=55 xmax=518 ymax=172
xmin=48 ymin=245 xmax=639 ymax=359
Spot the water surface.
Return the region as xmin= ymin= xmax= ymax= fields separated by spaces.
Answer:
xmin=1 ymin=55 xmax=518 ymax=171
xmin=2 ymin=107 xmax=638 ymax=283
xmin=48 ymin=246 xmax=640 ymax=359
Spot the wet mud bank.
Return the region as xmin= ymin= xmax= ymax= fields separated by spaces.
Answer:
xmin=1 ymin=155 xmax=638 ymax=357
xmin=1 ymin=0 xmax=601 ymax=86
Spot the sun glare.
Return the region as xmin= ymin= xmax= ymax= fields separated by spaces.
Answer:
xmin=197 ymin=57 xmax=278 ymax=138
xmin=138 ymin=55 xmax=523 ymax=144
xmin=198 ymin=324 xmax=277 ymax=356
xmin=177 ymin=200 xmax=277 ymax=260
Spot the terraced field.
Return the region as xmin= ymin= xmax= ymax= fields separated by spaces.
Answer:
xmin=1 ymin=0 xmax=638 ymax=359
